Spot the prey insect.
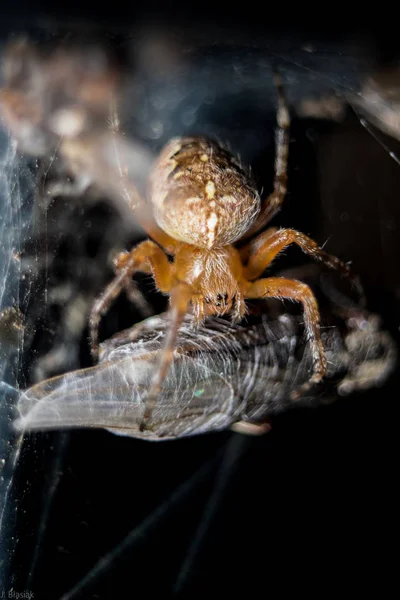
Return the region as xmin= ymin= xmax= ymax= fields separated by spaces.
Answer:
xmin=16 ymin=298 xmax=396 ymax=441
xmin=89 ymin=73 xmax=361 ymax=432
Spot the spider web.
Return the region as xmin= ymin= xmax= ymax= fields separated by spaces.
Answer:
xmin=0 ymin=28 xmax=399 ymax=598
xmin=0 ymin=120 xmax=39 ymax=586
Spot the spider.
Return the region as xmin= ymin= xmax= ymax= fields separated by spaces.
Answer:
xmin=89 ymin=74 xmax=360 ymax=431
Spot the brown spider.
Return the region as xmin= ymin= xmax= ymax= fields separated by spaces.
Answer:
xmin=90 ymin=74 xmax=360 ymax=431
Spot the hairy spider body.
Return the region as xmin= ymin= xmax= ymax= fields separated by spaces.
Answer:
xmin=172 ymin=244 xmax=245 ymax=321
xmin=151 ymin=137 xmax=261 ymax=248
xmin=90 ymin=74 xmax=360 ymax=432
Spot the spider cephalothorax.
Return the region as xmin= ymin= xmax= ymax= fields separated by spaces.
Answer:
xmin=89 ymin=74 xmax=360 ymax=431
xmin=172 ymin=245 xmax=245 ymax=323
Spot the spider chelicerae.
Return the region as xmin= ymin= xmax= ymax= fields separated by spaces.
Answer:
xmin=89 ymin=74 xmax=361 ymax=431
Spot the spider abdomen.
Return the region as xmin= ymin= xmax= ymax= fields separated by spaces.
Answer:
xmin=150 ymin=137 xmax=260 ymax=249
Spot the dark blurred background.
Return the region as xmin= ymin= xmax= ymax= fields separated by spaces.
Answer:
xmin=0 ymin=7 xmax=399 ymax=599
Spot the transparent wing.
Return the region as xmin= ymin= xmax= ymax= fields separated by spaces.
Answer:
xmin=16 ymin=309 xmax=397 ymax=441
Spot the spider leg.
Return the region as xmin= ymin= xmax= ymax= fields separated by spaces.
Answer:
xmin=113 ymin=249 xmax=152 ymax=317
xmin=243 ymin=227 xmax=362 ymax=295
xmin=122 ymin=278 xmax=152 ymax=318
xmin=105 ymin=248 xmax=153 ymax=319
xmin=243 ymin=72 xmax=289 ymax=239
xmin=107 ymin=99 xmax=181 ymax=256
xmin=89 ymin=240 xmax=173 ymax=360
xmin=140 ymin=281 xmax=193 ymax=431
xmin=61 ymin=130 xmax=181 ymax=256
xmin=244 ymin=276 xmax=326 ymax=398
xmin=239 ymin=226 xmax=278 ymax=263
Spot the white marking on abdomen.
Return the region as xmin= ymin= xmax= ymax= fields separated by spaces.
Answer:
xmin=205 ymin=181 xmax=216 ymax=199
xmin=207 ymin=212 xmax=218 ymax=245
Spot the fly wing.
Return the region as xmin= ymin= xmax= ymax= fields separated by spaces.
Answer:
xmin=15 ymin=309 xmax=397 ymax=441
xmin=15 ymin=328 xmax=239 ymax=441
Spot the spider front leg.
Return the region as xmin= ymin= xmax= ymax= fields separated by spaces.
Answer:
xmin=244 ymin=277 xmax=326 ymax=398
xmin=243 ymin=228 xmax=362 ymax=295
xmin=89 ymin=240 xmax=173 ymax=360
xmin=140 ymin=281 xmax=193 ymax=431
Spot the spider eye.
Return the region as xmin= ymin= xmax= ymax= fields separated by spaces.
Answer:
xmin=205 ymin=297 xmax=210 ymax=304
